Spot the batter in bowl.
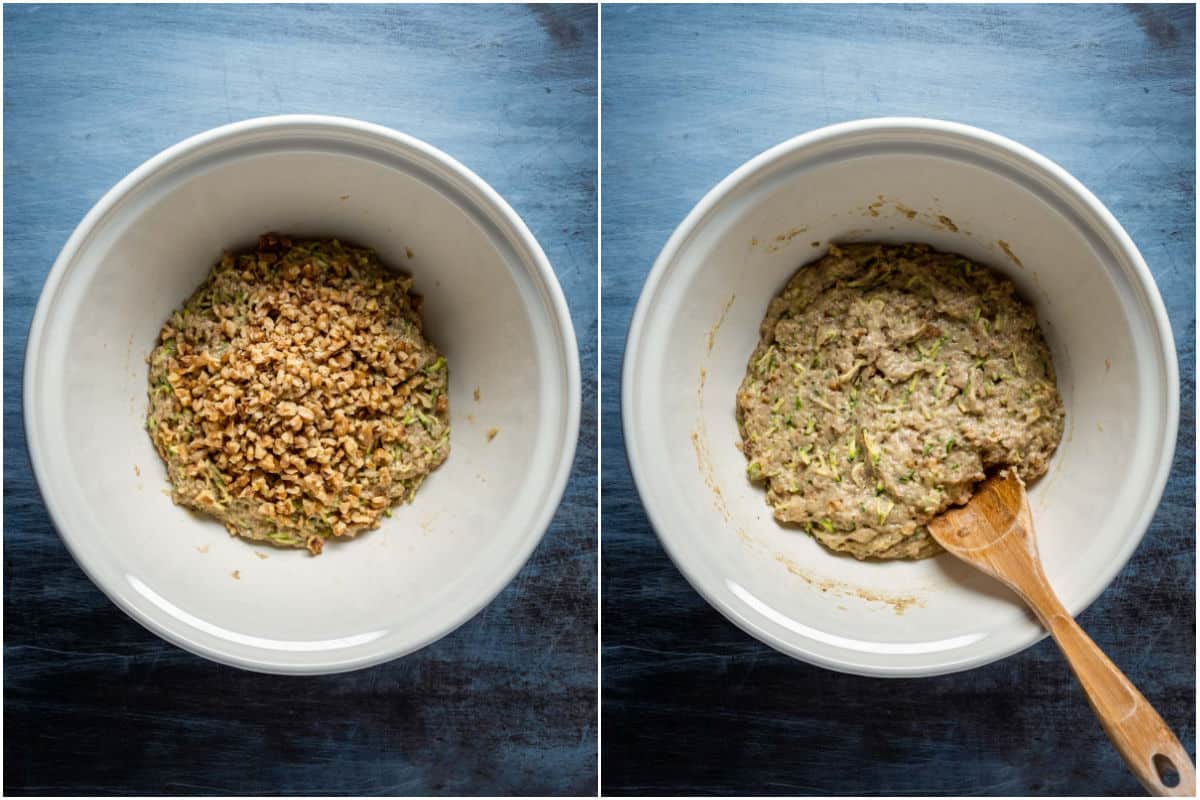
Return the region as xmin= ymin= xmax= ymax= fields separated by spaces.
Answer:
xmin=736 ymin=242 xmax=1064 ymax=559
xmin=147 ymin=234 xmax=450 ymax=555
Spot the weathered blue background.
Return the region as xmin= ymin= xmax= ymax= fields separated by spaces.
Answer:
xmin=4 ymin=4 xmax=596 ymax=795
xmin=601 ymin=4 xmax=1195 ymax=796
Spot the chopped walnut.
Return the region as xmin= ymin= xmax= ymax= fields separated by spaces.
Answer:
xmin=146 ymin=234 xmax=450 ymax=555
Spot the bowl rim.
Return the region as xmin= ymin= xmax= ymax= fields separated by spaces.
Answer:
xmin=24 ymin=114 xmax=582 ymax=674
xmin=621 ymin=116 xmax=1180 ymax=678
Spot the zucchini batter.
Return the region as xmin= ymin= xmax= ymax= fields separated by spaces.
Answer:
xmin=736 ymin=242 xmax=1064 ymax=559
xmin=147 ymin=234 xmax=449 ymax=555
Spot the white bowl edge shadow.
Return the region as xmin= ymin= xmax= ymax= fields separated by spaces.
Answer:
xmin=622 ymin=117 xmax=1179 ymax=678
xmin=24 ymin=115 xmax=582 ymax=674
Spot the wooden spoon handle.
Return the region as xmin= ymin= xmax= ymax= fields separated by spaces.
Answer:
xmin=1022 ymin=581 xmax=1196 ymax=796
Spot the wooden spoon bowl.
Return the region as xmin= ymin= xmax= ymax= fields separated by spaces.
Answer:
xmin=928 ymin=471 xmax=1195 ymax=796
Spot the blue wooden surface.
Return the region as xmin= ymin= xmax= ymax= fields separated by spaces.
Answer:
xmin=4 ymin=4 xmax=596 ymax=795
xmin=601 ymin=4 xmax=1195 ymax=796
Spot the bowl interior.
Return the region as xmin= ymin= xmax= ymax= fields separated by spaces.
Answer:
xmin=27 ymin=121 xmax=577 ymax=672
xmin=626 ymin=125 xmax=1174 ymax=676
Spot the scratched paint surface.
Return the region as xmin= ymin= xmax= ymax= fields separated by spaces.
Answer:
xmin=601 ymin=4 xmax=1194 ymax=795
xmin=4 ymin=4 xmax=596 ymax=795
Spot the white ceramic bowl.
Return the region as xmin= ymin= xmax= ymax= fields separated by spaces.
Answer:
xmin=25 ymin=115 xmax=580 ymax=674
xmin=624 ymin=118 xmax=1177 ymax=677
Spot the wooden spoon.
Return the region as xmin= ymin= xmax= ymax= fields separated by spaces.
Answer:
xmin=928 ymin=470 xmax=1196 ymax=796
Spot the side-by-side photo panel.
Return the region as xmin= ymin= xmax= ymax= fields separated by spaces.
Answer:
xmin=5 ymin=4 xmax=597 ymax=796
xmin=602 ymin=3 xmax=1195 ymax=796
xmin=4 ymin=1 xmax=1197 ymax=798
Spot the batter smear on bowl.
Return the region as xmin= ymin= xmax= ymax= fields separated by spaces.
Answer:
xmin=736 ymin=243 xmax=1064 ymax=559
xmin=146 ymin=233 xmax=450 ymax=555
